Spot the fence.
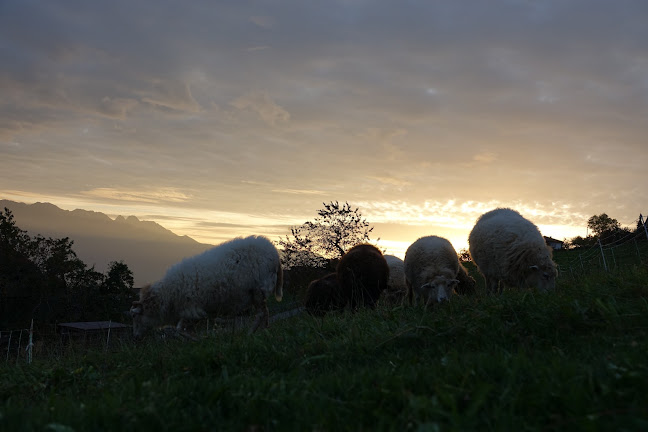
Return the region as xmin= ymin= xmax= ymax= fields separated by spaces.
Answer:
xmin=0 ymin=320 xmax=34 ymax=364
xmin=556 ymin=214 xmax=648 ymax=278
xmin=1 ymin=319 xmax=137 ymax=364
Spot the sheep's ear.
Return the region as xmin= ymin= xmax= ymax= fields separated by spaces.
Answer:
xmin=450 ymin=279 xmax=460 ymax=287
xmin=420 ymin=282 xmax=431 ymax=290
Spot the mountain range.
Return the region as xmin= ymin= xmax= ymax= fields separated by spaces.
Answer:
xmin=0 ymin=200 xmax=213 ymax=286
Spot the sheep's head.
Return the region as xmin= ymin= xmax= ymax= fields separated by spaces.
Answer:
xmin=525 ymin=263 xmax=557 ymax=292
xmin=130 ymin=300 xmax=148 ymax=340
xmin=420 ymin=275 xmax=458 ymax=306
xmin=130 ymin=285 xmax=160 ymax=339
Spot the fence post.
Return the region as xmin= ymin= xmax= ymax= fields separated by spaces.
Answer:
xmin=27 ymin=319 xmax=33 ymax=364
xmin=16 ymin=330 xmax=23 ymax=365
xmin=105 ymin=320 xmax=112 ymax=352
xmin=579 ymin=254 xmax=584 ymax=270
xmin=599 ymin=239 xmax=608 ymax=272
xmin=6 ymin=331 xmax=12 ymax=363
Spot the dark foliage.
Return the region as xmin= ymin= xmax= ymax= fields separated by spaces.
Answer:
xmin=0 ymin=208 xmax=135 ymax=327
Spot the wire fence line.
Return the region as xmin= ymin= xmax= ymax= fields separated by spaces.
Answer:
xmin=556 ymin=213 xmax=648 ymax=278
xmin=0 ymin=319 xmax=34 ymax=364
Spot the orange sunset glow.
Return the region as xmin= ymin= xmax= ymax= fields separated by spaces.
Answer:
xmin=1 ymin=1 xmax=646 ymax=260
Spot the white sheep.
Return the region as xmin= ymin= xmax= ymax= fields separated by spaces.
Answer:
xmin=468 ymin=208 xmax=557 ymax=293
xmin=381 ymin=255 xmax=407 ymax=305
xmin=404 ymin=236 xmax=460 ymax=307
xmin=130 ymin=235 xmax=283 ymax=338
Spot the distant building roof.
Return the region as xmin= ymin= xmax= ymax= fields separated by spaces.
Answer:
xmin=58 ymin=321 xmax=129 ymax=331
xmin=544 ymin=236 xmax=564 ymax=244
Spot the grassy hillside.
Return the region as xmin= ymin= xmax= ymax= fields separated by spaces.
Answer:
xmin=2 ymin=265 xmax=648 ymax=431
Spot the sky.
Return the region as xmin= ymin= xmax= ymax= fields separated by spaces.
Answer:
xmin=1 ymin=0 xmax=647 ymax=258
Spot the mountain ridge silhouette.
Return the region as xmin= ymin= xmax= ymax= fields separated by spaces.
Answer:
xmin=0 ymin=199 xmax=213 ymax=286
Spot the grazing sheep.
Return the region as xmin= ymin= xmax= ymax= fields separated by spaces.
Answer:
xmin=404 ymin=236 xmax=460 ymax=307
xmin=304 ymin=273 xmax=345 ymax=316
xmin=456 ymin=262 xmax=477 ymax=295
xmin=381 ymin=255 xmax=407 ymax=305
xmin=337 ymin=244 xmax=389 ymax=310
xmin=468 ymin=208 xmax=557 ymax=293
xmin=130 ymin=235 xmax=283 ymax=338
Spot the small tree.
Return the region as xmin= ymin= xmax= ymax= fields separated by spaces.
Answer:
xmin=0 ymin=208 xmax=31 ymax=256
xmin=102 ymin=260 xmax=134 ymax=294
xmin=587 ymin=214 xmax=620 ymax=238
xmin=458 ymin=248 xmax=471 ymax=262
xmin=278 ymin=201 xmax=376 ymax=269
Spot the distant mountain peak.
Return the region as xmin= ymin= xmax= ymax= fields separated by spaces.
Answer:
xmin=0 ymin=199 xmax=212 ymax=285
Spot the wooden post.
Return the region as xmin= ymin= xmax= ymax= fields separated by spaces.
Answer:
xmin=27 ymin=319 xmax=33 ymax=364
xmin=105 ymin=320 xmax=112 ymax=352
xmin=599 ymin=239 xmax=608 ymax=272
xmin=6 ymin=331 xmax=12 ymax=363
xmin=16 ymin=330 xmax=23 ymax=365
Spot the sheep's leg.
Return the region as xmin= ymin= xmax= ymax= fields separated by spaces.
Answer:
xmin=248 ymin=288 xmax=270 ymax=333
xmin=486 ymin=277 xmax=500 ymax=294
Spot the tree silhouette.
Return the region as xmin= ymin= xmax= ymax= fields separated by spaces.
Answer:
xmin=458 ymin=248 xmax=472 ymax=262
xmin=0 ymin=207 xmax=135 ymax=325
xmin=102 ymin=260 xmax=134 ymax=294
xmin=587 ymin=214 xmax=620 ymax=238
xmin=278 ymin=201 xmax=376 ymax=269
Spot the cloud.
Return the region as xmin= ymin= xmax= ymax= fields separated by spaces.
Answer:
xmin=98 ymin=97 xmax=139 ymax=119
xmin=81 ymin=188 xmax=191 ymax=204
xmin=472 ymin=152 xmax=497 ymax=164
xmin=366 ymin=176 xmax=411 ymax=187
xmin=249 ymin=16 xmax=275 ymax=29
xmin=1 ymin=0 xmax=647 ymax=252
xmin=230 ymin=91 xmax=290 ymax=126
xmin=247 ymin=46 xmax=271 ymax=52
xmin=139 ymin=80 xmax=201 ymax=113
xmin=272 ymin=188 xmax=326 ymax=195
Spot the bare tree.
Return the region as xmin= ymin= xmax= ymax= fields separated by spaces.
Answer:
xmin=278 ymin=201 xmax=376 ymax=269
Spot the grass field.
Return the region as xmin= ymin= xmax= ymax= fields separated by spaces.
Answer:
xmin=2 ymin=263 xmax=648 ymax=431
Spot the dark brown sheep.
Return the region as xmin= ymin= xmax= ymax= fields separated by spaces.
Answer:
xmin=304 ymin=273 xmax=345 ymax=316
xmin=336 ymin=243 xmax=389 ymax=310
xmin=455 ymin=263 xmax=477 ymax=295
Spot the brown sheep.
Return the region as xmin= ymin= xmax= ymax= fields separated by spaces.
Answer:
xmin=336 ymin=243 xmax=389 ymax=310
xmin=455 ymin=263 xmax=477 ymax=295
xmin=304 ymin=273 xmax=345 ymax=316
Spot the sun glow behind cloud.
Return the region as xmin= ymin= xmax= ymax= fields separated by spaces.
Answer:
xmin=3 ymin=184 xmax=596 ymax=255
xmin=357 ymin=199 xmax=590 ymax=257
xmin=2 ymin=189 xmax=591 ymax=260
xmin=2 ymin=1 xmax=647 ymax=266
